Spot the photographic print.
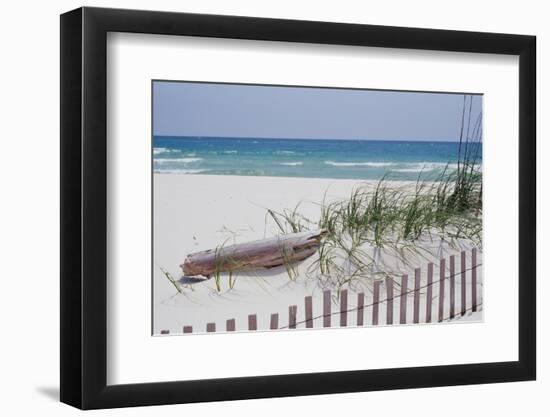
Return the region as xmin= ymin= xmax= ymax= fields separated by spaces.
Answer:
xmin=152 ymin=81 xmax=483 ymax=335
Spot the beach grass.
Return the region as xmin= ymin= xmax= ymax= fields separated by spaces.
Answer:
xmin=159 ymin=266 xmax=183 ymax=294
xmin=266 ymin=165 xmax=482 ymax=291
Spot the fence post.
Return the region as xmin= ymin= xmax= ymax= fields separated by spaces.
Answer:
xmin=248 ymin=314 xmax=257 ymax=331
xmin=305 ymin=296 xmax=313 ymax=328
xmin=400 ymin=274 xmax=408 ymax=324
xmin=289 ymin=305 xmax=297 ymax=329
xmin=270 ymin=313 xmax=279 ymax=330
xmin=206 ymin=323 xmax=216 ymax=333
xmin=386 ymin=277 xmax=394 ymax=325
xmin=340 ymin=289 xmax=348 ymax=327
xmin=413 ymin=268 xmax=421 ymax=324
xmin=323 ymin=290 xmax=331 ymax=328
xmin=226 ymin=319 xmax=236 ymax=332
xmin=357 ymin=293 xmax=365 ymax=326
xmin=372 ymin=281 xmax=380 ymax=326
xmin=461 ymin=251 xmax=466 ymax=316
xmin=438 ymin=258 xmax=446 ymax=322
xmin=426 ymin=262 xmax=433 ymax=323
xmin=472 ymin=248 xmax=478 ymax=312
xmin=183 ymin=326 xmax=193 ymax=334
xmin=449 ymin=255 xmax=455 ymax=319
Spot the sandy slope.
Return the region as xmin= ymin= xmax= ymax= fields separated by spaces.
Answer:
xmin=153 ymin=174 xmax=482 ymax=334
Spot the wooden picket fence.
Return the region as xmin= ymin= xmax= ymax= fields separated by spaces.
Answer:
xmin=160 ymin=248 xmax=481 ymax=335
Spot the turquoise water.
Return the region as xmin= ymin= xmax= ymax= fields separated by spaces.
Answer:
xmin=153 ymin=136 xmax=481 ymax=181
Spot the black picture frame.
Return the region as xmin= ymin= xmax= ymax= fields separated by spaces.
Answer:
xmin=60 ymin=6 xmax=536 ymax=410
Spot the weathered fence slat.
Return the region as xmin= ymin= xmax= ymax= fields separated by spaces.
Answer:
xmin=438 ymin=258 xmax=446 ymax=322
xmin=472 ymin=248 xmax=478 ymax=312
xmin=226 ymin=319 xmax=236 ymax=332
xmin=426 ymin=262 xmax=433 ymax=323
xmin=413 ymin=268 xmax=421 ymax=324
xmin=305 ymin=296 xmax=313 ymax=328
xmin=289 ymin=305 xmax=297 ymax=329
xmin=461 ymin=251 xmax=466 ymax=316
xmin=183 ymin=326 xmax=193 ymax=334
xmin=340 ymin=289 xmax=348 ymax=327
xmin=248 ymin=314 xmax=257 ymax=331
xmin=372 ymin=281 xmax=380 ymax=326
xmin=206 ymin=322 xmax=216 ymax=333
xmin=449 ymin=255 xmax=456 ymax=319
xmin=400 ymin=274 xmax=408 ymax=324
xmin=323 ymin=290 xmax=331 ymax=328
xmin=270 ymin=313 xmax=279 ymax=330
xmin=386 ymin=277 xmax=394 ymax=325
xmin=357 ymin=293 xmax=365 ymax=326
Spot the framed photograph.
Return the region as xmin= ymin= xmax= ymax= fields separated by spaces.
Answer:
xmin=60 ymin=6 xmax=536 ymax=409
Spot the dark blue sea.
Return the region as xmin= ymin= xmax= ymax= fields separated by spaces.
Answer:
xmin=153 ymin=136 xmax=481 ymax=181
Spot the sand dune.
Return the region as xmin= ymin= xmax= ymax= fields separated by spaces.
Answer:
xmin=153 ymin=174 xmax=482 ymax=335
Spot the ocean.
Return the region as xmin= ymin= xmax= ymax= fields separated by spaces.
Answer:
xmin=153 ymin=136 xmax=481 ymax=181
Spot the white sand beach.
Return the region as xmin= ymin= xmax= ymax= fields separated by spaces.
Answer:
xmin=153 ymin=173 xmax=482 ymax=334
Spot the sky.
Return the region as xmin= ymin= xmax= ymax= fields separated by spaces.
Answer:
xmin=153 ymin=81 xmax=482 ymax=141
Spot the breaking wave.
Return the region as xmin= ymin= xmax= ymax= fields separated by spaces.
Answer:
xmin=280 ymin=162 xmax=303 ymax=166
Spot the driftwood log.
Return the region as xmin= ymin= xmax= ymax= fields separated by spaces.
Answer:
xmin=181 ymin=230 xmax=327 ymax=277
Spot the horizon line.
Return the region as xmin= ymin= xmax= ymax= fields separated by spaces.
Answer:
xmin=152 ymin=135 xmax=472 ymax=144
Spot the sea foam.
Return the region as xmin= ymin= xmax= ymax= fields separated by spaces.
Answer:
xmin=155 ymin=157 xmax=203 ymax=164
xmin=324 ymin=161 xmax=393 ymax=167
xmin=154 ymin=169 xmax=207 ymax=174
xmin=324 ymin=161 xmax=451 ymax=172
xmin=280 ymin=162 xmax=303 ymax=166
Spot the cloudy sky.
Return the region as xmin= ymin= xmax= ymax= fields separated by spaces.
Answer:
xmin=153 ymin=81 xmax=482 ymax=141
